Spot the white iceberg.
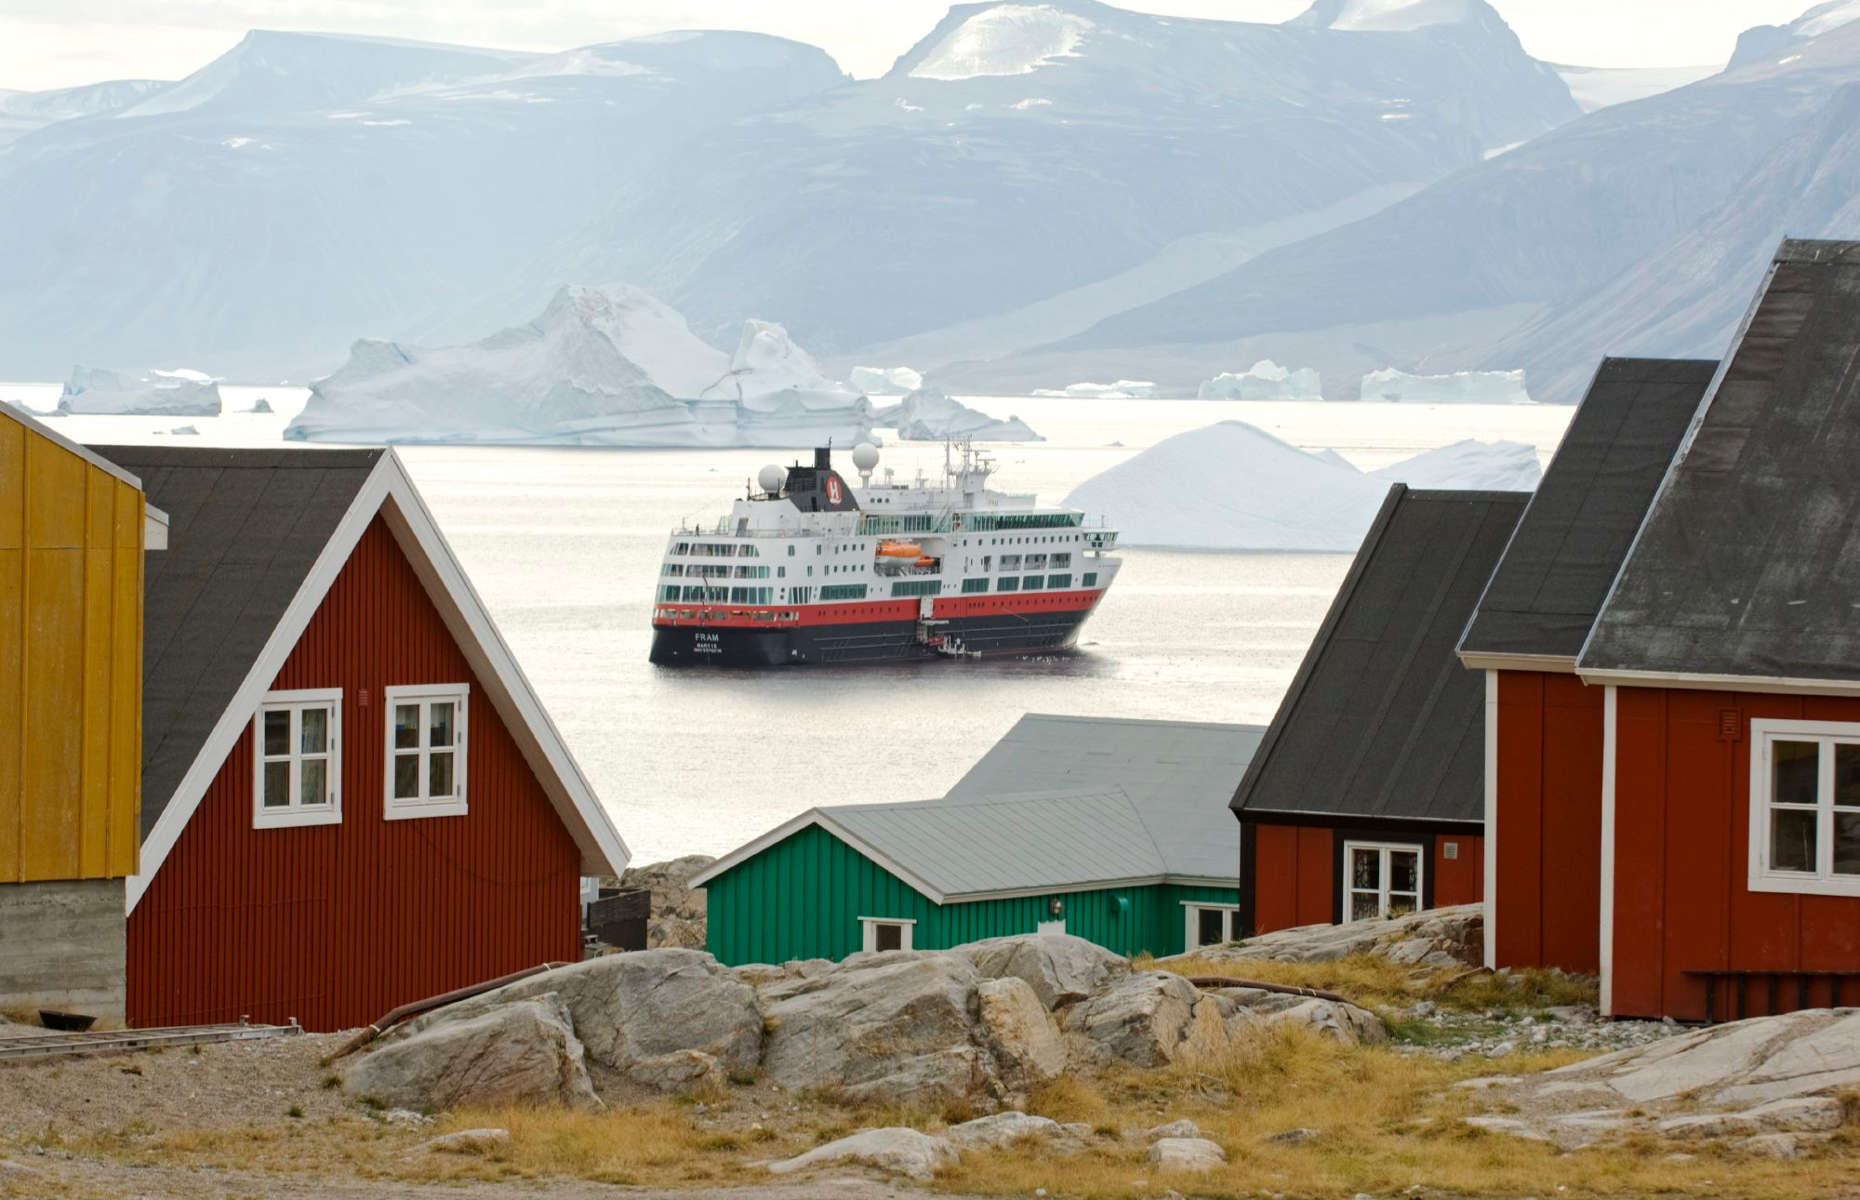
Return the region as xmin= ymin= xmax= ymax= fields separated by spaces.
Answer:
xmin=1197 ymin=360 xmax=1322 ymax=401
xmin=849 ymin=365 xmax=924 ymax=395
xmin=880 ymin=387 xmax=1042 ymax=442
xmin=287 ymin=285 xmax=874 ymax=447
xmin=57 ymin=366 xmax=222 ymax=416
xmin=1359 ymin=367 xmax=1531 ymax=404
xmin=1063 ymin=420 xmax=1536 ymax=551
xmin=1033 ymin=379 xmax=1158 ymax=398
xmin=1368 ymin=438 xmax=1542 ymax=492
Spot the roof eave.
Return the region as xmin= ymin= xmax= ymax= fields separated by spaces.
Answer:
xmin=1456 ymin=650 xmax=1577 ymax=673
xmin=1576 ymin=665 xmax=1860 ymax=699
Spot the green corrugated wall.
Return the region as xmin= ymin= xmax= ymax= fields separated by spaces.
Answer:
xmin=704 ymin=823 xmax=1239 ymax=966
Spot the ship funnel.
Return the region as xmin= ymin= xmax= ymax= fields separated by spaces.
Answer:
xmin=814 ymin=447 xmax=832 ymax=470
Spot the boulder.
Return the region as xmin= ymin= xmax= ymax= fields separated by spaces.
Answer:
xmin=422 ymin=1128 xmax=511 ymax=1154
xmin=602 ymin=855 xmax=715 ymax=949
xmin=768 ymin=1128 xmax=960 ymax=1181
xmin=1148 ymin=1136 xmax=1226 ymax=1171
xmin=946 ymin=1111 xmax=1064 ymax=1150
xmin=1144 ymin=1119 xmax=1204 ymax=1141
xmin=1178 ymin=904 xmax=1482 ymax=967
xmin=977 ymin=976 xmax=1066 ymax=1092
xmin=344 ymin=994 xmax=600 ymax=1111
xmin=1264 ymin=1127 xmax=1321 ymax=1146
xmin=1263 ymin=999 xmax=1388 ymax=1046
xmin=629 ymin=1049 xmax=726 ymax=1094
xmin=760 ymin=953 xmax=1003 ymax=1106
xmin=1064 ymin=972 xmax=1198 ymax=1068
xmin=954 ymin=934 xmax=1130 ymax=1010
xmin=1183 ymin=996 xmax=1238 ymax=1058
xmin=387 ymin=949 xmax=761 ymax=1092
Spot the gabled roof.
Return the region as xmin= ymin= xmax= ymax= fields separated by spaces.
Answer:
xmin=1459 ymin=358 xmax=1716 ymax=669
xmin=1580 ymin=240 xmax=1860 ymax=688
xmin=93 ymin=445 xmax=629 ymax=910
xmin=2 ymin=403 xmax=168 ymax=545
xmin=945 ymin=714 xmax=1265 ymax=881
xmin=1233 ymin=485 xmax=1528 ymax=824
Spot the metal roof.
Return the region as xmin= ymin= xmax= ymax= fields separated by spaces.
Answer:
xmin=1580 ymin=240 xmax=1860 ymax=682
xmin=945 ymin=714 xmax=1265 ymax=880
xmin=90 ymin=445 xmax=385 ymax=838
xmin=1460 ymin=358 xmax=1717 ymax=664
xmin=1233 ymin=486 xmax=1528 ymax=824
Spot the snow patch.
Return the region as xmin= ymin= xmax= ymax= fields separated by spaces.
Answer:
xmin=877 ymin=387 xmax=1042 ymax=442
xmin=1794 ymin=0 xmax=1860 ymax=38
xmin=895 ymin=97 xmax=925 ymax=113
xmin=1325 ymin=0 xmax=1475 ymax=32
xmin=850 ymin=366 xmax=924 ymax=395
xmin=1011 ymin=97 xmax=1053 ymax=109
xmin=1063 ymin=420 xmax=1535 ymax=551
xmin=1359 ymin=366 xmax=1531 ymax=404
xmin=57 ymin=366 xmax=223 ymax=416
xmin=361 ymin=118 xmax=411 ymax=126
xmin=1033 ymin=379 xmax=1157 ymax=398
xmin=911 ymin=5 xmax=1092 ymax=81
xmin=1197 ymin=360 xmax=1322 ymax=400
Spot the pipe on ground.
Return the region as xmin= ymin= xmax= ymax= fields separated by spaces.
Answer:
xmin=320 ymin=961 xmax=570 ymax=1066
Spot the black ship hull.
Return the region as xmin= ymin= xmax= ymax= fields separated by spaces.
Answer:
xmin=650 ymin=607 xmax=1094 ymax=667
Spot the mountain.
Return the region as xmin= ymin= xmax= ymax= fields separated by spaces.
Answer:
xmin=0 ymin=79 xmax=171 ymax=143
xmin=0 ymin=0 xmax=1574 ymax=379
xmin=1047 ymin=9 xmax=1860 ymax=401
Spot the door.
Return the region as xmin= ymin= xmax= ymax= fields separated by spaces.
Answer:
xmin=1343 ymin=841 xmax=1423 ymax=922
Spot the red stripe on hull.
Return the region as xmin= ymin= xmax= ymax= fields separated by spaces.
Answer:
xmin=652 ymin=589 xmax=1107 ymax=630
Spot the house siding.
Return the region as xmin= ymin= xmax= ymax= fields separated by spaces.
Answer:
xmin=1609 ymin=686 xmax=1860 ymax=1021
xmin=127 ymin=516 xmax=581 ymax=1030
xmin=1245 ymin=820 xmax=1483 ymax=935
xmin=703 ymin=824 xmax=1237 ymax=966
xmin=1492 ymin=670 xmax=1604 ymax=973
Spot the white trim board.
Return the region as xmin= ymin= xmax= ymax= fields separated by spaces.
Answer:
xmin=1457 ymin=651 xmax=1577 ymax=674
xmin=1578 ymin=666 xmax=1860 ymax=698
xmin=126 ymin=450 xmax=629 ymax=913
xmin=1483 ymin=669 xmax=1498 ymax=969
xmin=1598 ymin=685 xmax=1617 ymax=1018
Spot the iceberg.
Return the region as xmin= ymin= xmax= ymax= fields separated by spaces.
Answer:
xmin=1063 ymin=420 xmax=1536 ymax=551
xmin=879 ymin=387 xmax=1042 ymax=442
xmin=1359 ymin=367 xmax=1530 ymax=404
xmin=1032 ymin=379 xmax=1158 ymax=398
xmin=56 ymin=366 xmax=222 ymax=416
xmin=849 ymin=365 xmax=924 ymax=395
xmin=287 ymin=285 xmax=874 ymax=447
xmin=1196 ymin=360 xmax=1322 ymax=401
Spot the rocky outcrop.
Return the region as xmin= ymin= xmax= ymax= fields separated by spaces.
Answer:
xmin=954 ymin=933 xmax=1129 ymax=1009
xmin=606 ymin=854 xmax=714 ymax=949
xmin=945 ymin=1111 xmax=1065 ymax=1150
xmin=1149 ymin=1136 xmax=1226 ymax=1171
xmin=1062 ymin=971 xmax=1199 ymax=1068
xmin=1175 ymin=904 xmax=1482 ymax=967
xmin=767 ymin=1128 xmax=959 ymax=1181
xmin=976 ymin=976 xmax=1066 ymax=1092
xmin=344 ymin=994 xmax=599 ymax=1110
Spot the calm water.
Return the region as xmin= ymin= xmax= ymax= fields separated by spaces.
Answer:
xmin=6 ymin=385 xmax=1572 ymax=861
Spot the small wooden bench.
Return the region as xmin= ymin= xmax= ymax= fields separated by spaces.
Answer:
xmin=1684 ymin=969 xmax=1860 ymax=1024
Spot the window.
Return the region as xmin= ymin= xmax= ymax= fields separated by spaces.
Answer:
xmin=1024 ymin=554 xmax=1047 ymax=570
xmin=860 ymin=916 xmax=915 ymax=952
xmin=1000 ymin=554 xmax=1022 ymax=570
xmin=1022 ymin=575 xmax=1044 ymax=590
xmin=891 ymin=579 xmax=940 ymax=598
xmin=1051 ymin=553 xmax=1071 ymax=568
xmin=997 ymin=576 xmax=1019 ymax=592
xmin=1343 ymin=841 xmax=1422 ymax=921
xmin=961 ymin=578 xmax=989 ymax=594
xmin=1047 ymin=574 xmax=1072 ymax=589
xmin=820 ymin=583 xmax=867 ymax=601
xmin=1082 ymin=572 xmax=1098 ymax=588
xmin=1749 ymin=719 xmax=1860 ymax=895
xmin=1183 ymin=903 xmax=1240 ymax=950
xmin=253 ymin=690 xmax=342 ymax=829
xmin=384 ymin=685 xmax=468 ymax=819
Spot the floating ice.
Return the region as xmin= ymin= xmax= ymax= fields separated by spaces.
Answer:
xmin=1359 ymin=366 xmax=1530 ymax=404
xmin=1369 ymin=438 xmax=1542 ymax=491
xmin=879 ymin=387 xmax=1042 ymax=442
xmin=910 ymin=5 xmax=1092 ymax=81
xmin=57 ymin=366 xmax=223 ymax=416
xmin=1196 ymin=360 xmax=1322 ymax=401
xmin=850 ymin=365 xmax=924 ymax=395
xmin=1033 ymin=379 xmax=1157 ymax=398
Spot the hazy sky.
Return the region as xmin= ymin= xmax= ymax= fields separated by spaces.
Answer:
xmin=0 ymin=0 xmax=1827 ymax=92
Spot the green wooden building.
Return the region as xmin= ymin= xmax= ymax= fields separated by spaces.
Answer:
xmin=692 ymin=715 xmax=1264 ymax=965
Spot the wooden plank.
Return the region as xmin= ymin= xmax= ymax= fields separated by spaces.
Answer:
xmin=110 ymin=541 xmax=141 ymax=876
xmin=22 ymin=548 xmax=84 ymax=879
xmin=80 ymin=545 xmax=112 ymax=878
xmin=0 ymin=547 xmax=20 ymax=883
xmin=25 ymin=437 xmax=84 ymax=550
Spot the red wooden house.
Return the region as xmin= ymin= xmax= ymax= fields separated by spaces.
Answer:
xmin=95 ymin=445 xmax=629 ymax=1031
xmin=1232 ymin=486 xmax=1527 ymax=934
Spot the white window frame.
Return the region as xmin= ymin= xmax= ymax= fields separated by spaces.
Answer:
xmin=859 ymin=916 xmax=915 ymax=952
xmin=251 ymin=688 xmax=343 ymax=830
xmin=1342 ymin=840 xmax=1424 ymax=923
xmin=1748 ymin=718 xmax=1860 ymax=897
xmin=383 ymin=684 xmax=470 ymax=820
xmin=1183 ymin=902 xmax=1241 ymax=950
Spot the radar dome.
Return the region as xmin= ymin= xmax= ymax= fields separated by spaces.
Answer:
xmin=757 ymin=464 xmax=784 ymax=495
xmin=852 ymin=443 xmax=880 ymax=473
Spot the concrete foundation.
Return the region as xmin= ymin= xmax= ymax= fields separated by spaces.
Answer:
xmin=0 ymin=878 xmax=126 ymax=1024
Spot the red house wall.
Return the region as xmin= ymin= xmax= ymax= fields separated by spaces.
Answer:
xmin=1432 ymin=834 xmax=1483 ymax=908
xmin=1493 ymin=671 xmax=1604 ymax=973
xmin=1250 ymin=822 xmax=1483 ymax=934
xmin=128 ymin=517 xmax=583 ymax=1031
xmin=1610 ymin=687 xmax=1860 ymax=1021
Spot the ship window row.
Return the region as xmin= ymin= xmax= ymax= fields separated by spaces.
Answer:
xmin=961 ymin=578 xmax=989 ymax=594
xmin=670 ymin=542 xmax=759 ymax=558
xmin=892 ymin=580 xmax=941 ymax=598
xmin=820 ymin=584 xmax=867 ymax=601
xmin=964 ymin=513 xmax=1080 ymax=531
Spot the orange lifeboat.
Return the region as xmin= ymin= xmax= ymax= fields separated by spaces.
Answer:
xmin=914 ymin=556 xmax=937 ymax=568
xmin=877 ymin=541 xmax=922 ymax=558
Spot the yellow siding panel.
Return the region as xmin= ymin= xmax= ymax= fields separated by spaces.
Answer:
xmin=25 ymin=437 xmax=84 ymax=550
xmin=22 ymin=548 xmax=84 ymax=879
xmin=0 ymin=420 xmax=20 ymax=550
xmin=81 ymin=543 xmax=113 ymax=879
xmin=110 ymin=542 xmax=142 ymax=877
xmin=0 ymin=547 xmax=19 ymax=882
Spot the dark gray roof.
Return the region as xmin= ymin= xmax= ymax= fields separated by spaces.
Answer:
xmin=1233 ymin=486 xmax=1528 ymax=824
xmin=1460 ymin=358 xmax=1717 ymax=662
xmin=90 ymin=445 xmax=384 ymax=838
xmin=945 ymin=714 xmax=1266 ymax=880
xmin=1581 ymin=240 xmax=1860 ymax=681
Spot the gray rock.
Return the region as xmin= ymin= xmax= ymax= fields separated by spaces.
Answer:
xmin=768 ymin=1127 xmax=960 ymax=1181
xmin=946 ymin=1111 xmax=1063 ymax=1150
xmin=345 ymin=994 xmax=600 ymax=1111
xmin=628 ymin=1049 xmax=725 ymax=1094
xmin=1147 ymin=1136 xmax=1226 ymax=1171
xmin=1145 ymin=1119 xmax=1203 ymax=1141
xmin=421 ymin=1128 xmax=511 ymax=1154
xmin=1659 ymin=1112 xmax=1757 ymax=1139
xmin=1737 ymin=1132 xmax=1804 ymax=1159
xmin=977 ymin=976 xmax=1066 ymax=1093
xmin=1462 ymin=1115 xmax=1550 ymax=1140
xmin=1211 ymin=986 xmax=1309 ymax=1016
xmin=954 ymin=933 xmax=1130 ymax=1010
xmin=1263 ymin=999 xmax=1388 ymax=1046
xmin=733 ymin=964 xmax=790 ymax=987
xmin=1744 ymin=1096 xmax=1845 ymax=1132
xmin=1264 ymin=1127 xmax=1320 ymax=1145
xmin=1172 ymin=904 xmax=1481 ymax=967
xmin=605 ymin=854 xmax=715 ymax=949
xmin=760 ymin=953 xmax=1003 ymax=1106
xmin=1064 ymin=972 xmax=1198 ymax=1068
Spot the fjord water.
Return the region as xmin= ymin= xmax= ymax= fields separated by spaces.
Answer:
xmin=7 ymin=387 xmax=1572 ymax=861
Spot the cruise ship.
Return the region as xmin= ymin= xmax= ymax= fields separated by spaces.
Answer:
xmin=649 ymin=443 xmax=1120 ymax=666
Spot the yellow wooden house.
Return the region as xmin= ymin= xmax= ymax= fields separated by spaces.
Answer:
xmin=0 ymin=402 xmax=165 ymax=1022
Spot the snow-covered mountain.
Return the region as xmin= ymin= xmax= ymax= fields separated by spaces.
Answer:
xmin=0 ymin=79 xmax=171 ymax=143
xmin=0 ymin=0 xmax=1575 ymax=380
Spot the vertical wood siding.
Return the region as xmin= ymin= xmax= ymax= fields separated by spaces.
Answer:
xmin=1248 ymin=823 xmax=1335 ymax=934
xmin=127 ymin=517 xmax=580 ymax=1031
xmin=0 ymin=418 xmax=143 ymax=885
xmin=1610 ymin=687 xmax=1860 ymax=1021
xmin=703 ymin=824 xmax=1238 ymax=965
xmin=1492 ymin=671 xmax=1604 ymax=973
